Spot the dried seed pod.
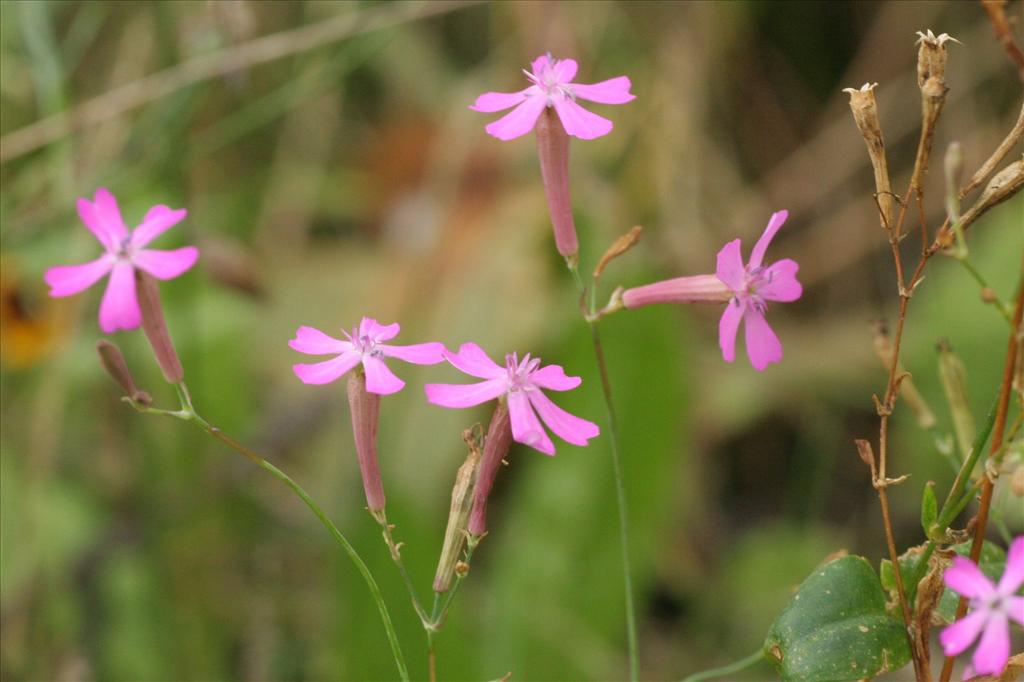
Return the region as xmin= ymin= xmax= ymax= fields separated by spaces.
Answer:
xmin=844 ymin=83 xmax=894 ymax=230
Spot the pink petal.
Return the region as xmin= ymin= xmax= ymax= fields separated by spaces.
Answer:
xmin=718 ymin=300 xmax=743 ymax=363
xmin=77 ymin=192 xmax=126 ymax=253
xmin=98 ymin=262 xmax=141 ymax=333
xmin=292 ymin=351 xmax=361 ymax=385
xmin=760 ymin=258 xmax=802 ymax=302
xmin=288 ymin=326 xmax=352 ymax=355
xmin=424 ymin=379 xmax=507 ymax=408
xmin=507 ymin=390 xmax=554 ymax=455
xmin=359 ymin=317 xmax=400 ymax=342
xmin=1007 ymin=596 xmax=1024 ymax=627
xmin=362 ymin=356 xmax=405 ymax=395
xmin=945 ymin=556 xmax=997 ymax=601
xmin=572 ymin=76 xmax=635 ymax=104
xmin=379 ymin=342 xmax=446 ymax=365
xmin=971 ymin=614 xmax=1010 ymax=677
xmin=551 ymin=57 xmax=577 ymax=83
xmin=44 ymin=255 xmax=114 ymax=297
xmin=130 ymin=205 xmax=187 ymax=249
xmin=470 ymin=89 xmax=529 ymax=113
xmin=715 ymin=238 xmax=746 ymax=291
xmin=940 ymin=610 xmax=988 ymax=657
xmin=529 ymin=364 xmax=582 ymax=391
xmin=132 ymin=247 xmax=198 ymax=280
xmin=744 ymin=307 xmax=782 ymax=371
xmin=749 ymin=210 xmax=788 ymax=269
xmin=444 ymin=343 xmax=505 ymax=379
xmin=531 ymin=54 xmax=552 ymax=75
xmin=996 ymin=536 xmax=1024 ymax=597
xmin=527 ymin=389 xmax=598 ymax=446
xmin=552 ymin=98 xmax=613 ymax=140
xmin=485 ymin=95 xmax=547 ymax=141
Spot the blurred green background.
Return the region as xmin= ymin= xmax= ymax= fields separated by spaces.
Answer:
xmin=1 ymin=1 xmax=1021 ymax=680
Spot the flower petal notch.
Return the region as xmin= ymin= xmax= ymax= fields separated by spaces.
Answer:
xmin=44 ymin=188 xmax=198 ymax=333
xmin=424 ymin=343 xmax=599 ymax=455
xmin=940 ymin=536 xmax=1024 ymax=679
xmin=289 ymin=317 xmax=445 ymax=394
xmin=470 ymin=52 xmax=635 ymax=141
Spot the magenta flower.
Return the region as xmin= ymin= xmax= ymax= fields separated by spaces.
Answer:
xmin=940 ymin=537 xmax=1024 ymax=679
xmin=44 ymin=188 xmax=198 ymax=333
xmin=470 ymin=53 xmax=634 ymax=141
xmin=424 ymin=343 xmax=599 ymax=455
xmin=621 ymin=210 xmax=802 ymax=371
xmin=289 ymin=317 xmax=445 ymax=395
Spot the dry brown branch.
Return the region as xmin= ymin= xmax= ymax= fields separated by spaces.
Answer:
xmin=960 ymin=100 xmax=1024 ymax=198
xmin=0 ymin=1 xmax=480 ymax=164
xmin=981 ymin=0 xmax=1024 ymax=81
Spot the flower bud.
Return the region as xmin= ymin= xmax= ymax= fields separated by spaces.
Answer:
xmin=843 ymin=83 xmax=894 ymax=230
xmin=433 ymin=431 xmax=481 ymax=593
xmin=136 ymin=272 xmax=184 ymax=384
xmin=347 ymin=370 xmax=385 ymax=511
xmin=96 ymin=339 xmax=152 ymax=405
xmin=468 ymin=400 xmax=513 ymax=536
xmin=937 ymin=340 xmax=974 ymax=459
xmin=535 ymin=107 xmax=578 ymax=261
xmin=621 ymin=274 xmax=732 ymax=309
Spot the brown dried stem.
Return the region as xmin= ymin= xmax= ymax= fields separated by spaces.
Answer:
xmin=959 ymin=100 xmax=1024 ymax=199
xmin=938 ymin=280 xmax=1024 ymax=682
xmin=981 ymin=0 xmax=1024 ymax=81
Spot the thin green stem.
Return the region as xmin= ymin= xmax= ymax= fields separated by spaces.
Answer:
xmin=905 ymin=541 xmax=936 ymax=607
xmin=681 ymin=649 xmax=764 ymax=682
xmin=937 ymin=394 xmax=1000 ymax=526
xmin=568 ymin=261 xmax=639 ymax=682
xmin=131 ymin=385 xmax=410 ymax=681
xmin=432 ymin=538 xmax=478 ymax=627
xmin=371 ymin=510 xmax=431 ymax=625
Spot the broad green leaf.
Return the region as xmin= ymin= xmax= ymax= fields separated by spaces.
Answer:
xmin=764 ymin=555 xmax=911 ymax=681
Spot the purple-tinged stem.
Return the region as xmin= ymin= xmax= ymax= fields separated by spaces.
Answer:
xmin=535 ymin=107 xmax=578 ymax=261
xmin=621 ymin=274 xmax=732 ymax=309
xmin=468 ymin=400 xmax=512 ymax=536
xmin=136 ymin=272 xmax=184 ymax=384
xmin=348 ymin=371 xmax=385 ymax=511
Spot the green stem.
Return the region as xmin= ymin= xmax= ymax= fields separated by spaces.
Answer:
xmin=133 ymin=385 xmax=410 ymax=681
xmin=568 ymin=262 xmax=639 ymax=681
xmin=905 ymin=541 xmax=936 ymax=606
xmin=371 ymin=510 xmax=431 ymax=625
xmin=937 ymin=394 xmax=999 ymax=526
xmin=681 ymin=649 xmax=764 ymax=682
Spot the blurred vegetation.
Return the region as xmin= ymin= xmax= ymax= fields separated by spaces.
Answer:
xmin=1 ymin=1 xmax=1021 ymax=680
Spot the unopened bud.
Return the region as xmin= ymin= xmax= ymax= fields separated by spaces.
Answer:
xmin=535 ymin=107 xmax=578 ymax=261
xmin=136 ymin=272 xmax=184 ymax=384
xmin=594 ymin=226 xmax=642 ymax=280
xmin=843 ymin=83 xmax=893 ymax=230
xmin=433 ymin=434 xmax=481 ymax=593
xmin=937 ymin=340 xmax=974 ymax=459
xmin=945 ymin=142 xmax=964 ymax=218
xmin=468 ymin=399 xmax=513 ymax=536
xmin=872 ymin=321 xmax=936 ymax=429
xmin=348 ymin=371 xmax=385 ymax=511
xmin=96 ymin=340 xmax=152 ymax=405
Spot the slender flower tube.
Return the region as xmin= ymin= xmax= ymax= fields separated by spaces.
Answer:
xmin=425 ymin=343 xmax=599 ymax=533
xmin=621 ymin=210 xmax=802 ymax=371
xmin=348 ymin=371 xmax=385 ymax=511
xmin=535 ymin=108 xmax=577 ymax=258
xmin=290 ymin=317 xmax=445 ymax=511
xmin=44 ymin=188 xmax=198 ymax=333
xmin=940 ymin=537 xmax=1024 ymax=679
xmin=136 ymin=272 xmax=184 ymax=383
xmin=470 ymin=53 xmax=635 ymax=141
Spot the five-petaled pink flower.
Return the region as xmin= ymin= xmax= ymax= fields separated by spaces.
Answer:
xmin=290 ymin=317 xmax=445 ymax=394
xmin=424 ymin=343 xmax=599 ymax=455
xmin=940 ymin=536 xmax=1024 ymax=679
xmin=44 ymin=188 xmax=198 ymax=333
xmin=621 ymin=210 xmax=801 ymax=371
xmin=715 ymin=210 xmax=802 ymax=371
xmin=470 ymin=53 xmax=634 ymax=141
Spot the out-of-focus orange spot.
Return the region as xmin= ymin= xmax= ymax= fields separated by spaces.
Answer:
xmin=0 ymin=260 xmax=66 ymax=369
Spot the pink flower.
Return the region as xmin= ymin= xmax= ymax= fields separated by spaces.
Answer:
xmin=621 ymin=209 xmax=802 ymax=371
xmin=424 ymin=343 xmax=599 ymax=455
xmin=44 ymin=188 xmax=198 ymax=333
xmin=470 ymin=53 xmax=634 ymax=141
xmin=289 ymin=317 xmax=445 ymax=395
xmin=940 ymin=537 xmax=1024 ymax=679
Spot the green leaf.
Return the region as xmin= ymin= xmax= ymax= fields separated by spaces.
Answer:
xmin=764 ymin=555 xmax=911 ymax=681
xmin=935 ymin=541 xmax=1006 ymax=623
xmin=921 ymin=482 xmax=938 ymax=537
